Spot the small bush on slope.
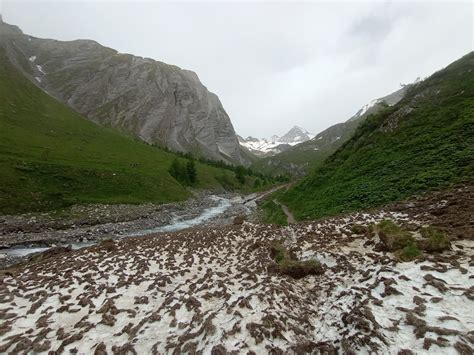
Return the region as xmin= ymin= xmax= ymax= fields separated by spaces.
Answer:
xmin=419 ymin=227 xmax=451 ymax=252
xmin=281 ymin=52 xmax=474 ymax=220
xmin=375 ymin=220 xmax=415 ymax=252
xmin=371 ymin=221 xmax=450 ymax=261
xmin=269 ymin=242 xmax=323 ymax=279
xmin=397 ymin=243 xmax=422 ymax=262
xmin=371 ymin=220 xmax=421 ymax=261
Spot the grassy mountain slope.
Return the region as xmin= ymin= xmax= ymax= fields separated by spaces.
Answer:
xmin=0 ymin=49 xmax=256 ymax=214
xmin=281 ymin=52 xmax=474 ymax=220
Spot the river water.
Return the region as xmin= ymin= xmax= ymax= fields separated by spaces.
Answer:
xmin=127 ymin=196 xmax=233 ymax=236
xmin=2 ymin=195 xmax=238 ymax=259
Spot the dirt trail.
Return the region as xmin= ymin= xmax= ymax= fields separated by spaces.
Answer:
xmin=273 ymin=199 xmax=296 ymax=224
xmin=243 ymin=183 xmax=291 ymax=204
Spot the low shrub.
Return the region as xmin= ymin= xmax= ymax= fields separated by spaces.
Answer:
xmin=397 ymin=243 xmax=422 ymax=261
xmin=351 ymin=224 xmax=368 ymax=235
xmin=269 ymin=242 xmax=323 ymax=279
xmin=270 ymin=242 xmax=290 ymax=263
xmin=260 ymin=200 xmax=288 ymax=226
xmin=276 ymin=259 xmax=324 ymax=279
xmin=419 ymin=227 xmax=451 ymax=252
xmin=375 ymin=220 xmax=415 ymax=251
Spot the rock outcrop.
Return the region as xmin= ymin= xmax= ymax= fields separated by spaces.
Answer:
xmin=0 ymin=20 xmax=247 ymax=165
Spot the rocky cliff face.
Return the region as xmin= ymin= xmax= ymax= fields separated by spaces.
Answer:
xmin=0 ymin=20 xmax=247 ymax=165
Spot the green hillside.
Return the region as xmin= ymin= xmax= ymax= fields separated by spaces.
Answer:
xmin=0 ymin=48 xmax=256 ymax=214
xmin=281 ymin=52 xmax=474 ymax=220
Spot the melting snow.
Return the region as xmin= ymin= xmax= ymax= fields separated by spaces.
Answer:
xmin=1 ymin=194 xmax=472 ymax=354
xmin=4 ymin=242 xmax=95 ymax=258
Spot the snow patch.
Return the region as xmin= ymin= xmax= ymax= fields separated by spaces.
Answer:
xmin=239 ymin=126 xmax=314 ymax=155
xmin=36 ymin=65 xmax=45 ymax=74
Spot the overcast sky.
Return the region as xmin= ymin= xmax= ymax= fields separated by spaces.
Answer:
xmin=2 ymin=0 xmax=473 ymax=137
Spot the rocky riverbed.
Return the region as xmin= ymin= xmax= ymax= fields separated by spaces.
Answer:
xmin=0 ymin=190 xmax=271 ymax=268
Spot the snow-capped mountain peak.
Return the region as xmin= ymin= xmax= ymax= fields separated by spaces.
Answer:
xmin=351 ymin=99 xmax=382 ymax=120
xmin=238 ymin=126 xmax=314 ymax=157
xmin=349 ymin=85 xmax=410 ymax=122
xmin=279 ymin=126 xmax=315 ymax=144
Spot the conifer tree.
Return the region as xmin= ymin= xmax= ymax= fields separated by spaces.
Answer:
xmin=186 ymin=159 xmax=197 ymax=184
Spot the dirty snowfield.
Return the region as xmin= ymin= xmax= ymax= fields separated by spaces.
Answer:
xmin=1 ymin=206 xmax=473 ymax=354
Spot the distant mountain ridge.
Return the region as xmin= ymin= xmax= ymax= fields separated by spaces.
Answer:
xmin=252 ymin=85 xmax=409 ymax=176
xmin=0 ymin=19 xmax=249 ymax=166
xmin=238 ymin=126 xmax=314 ymax=157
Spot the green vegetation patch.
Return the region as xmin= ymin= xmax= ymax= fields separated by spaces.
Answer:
xmin=268 ymin=242 xmax=323 ymax=279
xmin=419 ymin=227 xmax=451 ymax=252
xmin=397 ymin=243 xmax=422 ymax=262
xmin=373 ymin=220 xmax=452 ymax=261
xmin=259 ymin=200 xmax=288 ymax=226
xmin=168 ymin=158 xmax=197 ymax=186
xmin=374 ymin=220 xmax=422 ymax=261
xmin=375 ymin=220 xmax=415 ymax=252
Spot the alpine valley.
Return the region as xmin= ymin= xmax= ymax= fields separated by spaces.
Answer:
xmin=0 ymin=11 xmax=473 ymax=355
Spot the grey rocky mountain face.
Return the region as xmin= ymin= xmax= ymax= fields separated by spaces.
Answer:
xmin=278 ymin=126 xmax=314 ymax=144
xmin=0 ymin=20 xmax=248 ymax=166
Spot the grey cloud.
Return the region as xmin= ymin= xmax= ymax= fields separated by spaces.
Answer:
xmin=350 ymin=13 xmax=394 ymax=43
